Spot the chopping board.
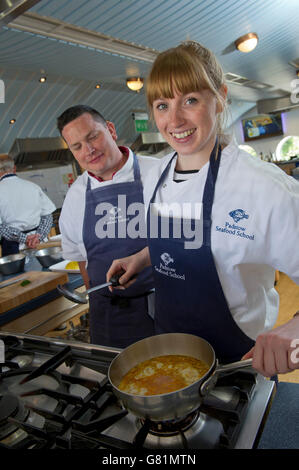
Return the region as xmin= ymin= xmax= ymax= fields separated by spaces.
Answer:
xmin=0 ymin=271 xmax=68 ymax=314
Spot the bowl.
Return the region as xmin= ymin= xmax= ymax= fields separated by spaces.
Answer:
xmin=0 ymin=253 xmax=26 ymax=275
xmin=35 ymin=246 xmax=63 ymax=268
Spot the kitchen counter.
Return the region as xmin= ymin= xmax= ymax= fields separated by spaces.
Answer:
xmin=258 ymin=381 xmax=299 ymax=449
xmin=0 ymin=255 xmax=86 ymax=334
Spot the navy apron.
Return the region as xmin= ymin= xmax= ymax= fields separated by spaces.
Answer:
xmin=83 ymin=152 xmax=155 ymax=348
xmin=147 ymin=142 xmax=255 ymax=364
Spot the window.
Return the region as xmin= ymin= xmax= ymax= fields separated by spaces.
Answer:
xmin=276 ymin=136 xmax=299 ymax=161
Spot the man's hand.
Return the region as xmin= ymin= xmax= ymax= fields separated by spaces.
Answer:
xmin=25 ymin=233 xmax=41 ymax=249
xmin=243 ymin=315 xmax=299 ymax=376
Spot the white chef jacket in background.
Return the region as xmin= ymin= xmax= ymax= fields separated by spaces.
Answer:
xmin=0 ymin=175 xmax=56 ymax=231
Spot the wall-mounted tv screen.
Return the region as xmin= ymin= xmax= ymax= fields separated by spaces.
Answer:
xmin=242 ymin=113 xmax=283 ymax=142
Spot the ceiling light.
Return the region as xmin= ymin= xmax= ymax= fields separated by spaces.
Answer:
xmin=235 ymin=33 xmax=258 ymax=53
xmin=9 ymin=119 xmax=16 ymax=124
xmin=39 ymin=76 xmax=46 ymax=83
xmin=126 ymin=77 xmax=144 ymax=92
xmin=95 ymin=84 xmax=101 ymax=89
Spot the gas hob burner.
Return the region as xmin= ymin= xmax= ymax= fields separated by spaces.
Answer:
xmin=139 ymin=411 xmax=200 ymax=436
xmin=0 ymin=393 xmax=29 ymax=441
xmin=134 ymin=410 xmax=224 ymax=449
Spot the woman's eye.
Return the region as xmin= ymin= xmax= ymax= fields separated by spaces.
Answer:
xmin=155 ymin=103 xmax=167 ymax=111
xmin=186 ymin=97 xmax=197 ymax=105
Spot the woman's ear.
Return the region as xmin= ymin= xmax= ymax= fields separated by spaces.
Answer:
xmin=216 ymin=84 xmax=228 ymax=113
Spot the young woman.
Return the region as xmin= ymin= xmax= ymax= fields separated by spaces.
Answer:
xmin=107 ymin=41 xmax=299 ymax=374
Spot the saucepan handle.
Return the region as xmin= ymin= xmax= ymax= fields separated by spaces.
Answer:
xmin=216 ymin=358 xmax=253 ymax=374
xmin=199 ymin=358 xmax=253 ymax=397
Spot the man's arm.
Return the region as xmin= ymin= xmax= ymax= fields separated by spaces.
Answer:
xmin=36 ymin=214 xmax=53 ymax=240
xmin=0 ymin=223 xmax=26 ymax=244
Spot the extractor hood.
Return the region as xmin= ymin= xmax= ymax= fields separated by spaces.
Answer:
xmin=130 ymin=132 xmax=171 ymax=158
xmin=9 ymin=136 xmax=74 ymax=166
xmin=257 ymin=95 xmax=299 ymax=114
xmin=0 ymin=0 xmax=41 ymax=26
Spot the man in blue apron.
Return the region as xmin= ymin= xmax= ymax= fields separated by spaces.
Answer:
xmin=58 ymin=105 xmax=155 ymax=348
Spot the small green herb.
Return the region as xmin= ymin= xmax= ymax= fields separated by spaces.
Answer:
xmin=20 ymin=279 xmax=31 ymax=287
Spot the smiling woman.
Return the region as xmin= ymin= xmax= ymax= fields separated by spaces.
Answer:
xmin=107 ymin=40 xmax=299 ymax=377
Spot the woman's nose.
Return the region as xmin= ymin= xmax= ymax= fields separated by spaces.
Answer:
xmin=168 ymin=105 xmax=184 ymax=128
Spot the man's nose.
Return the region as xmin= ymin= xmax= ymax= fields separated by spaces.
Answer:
xmin=84 ymin=142 xmax=95 ymax=154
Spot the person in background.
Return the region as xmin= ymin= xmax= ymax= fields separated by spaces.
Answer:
xmin=0 ymin=154 xmax=56 ymax=256
xmin=107 ymin=40 xmax=299 ymax=377
xmin=57 ymin=105 xmax=157 ymax=348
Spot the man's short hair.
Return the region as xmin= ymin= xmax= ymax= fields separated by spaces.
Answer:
xmin=0 ymin=154 xmax=15 ymax=172
xmin=57 ymin=105 xmax=106 ymax=134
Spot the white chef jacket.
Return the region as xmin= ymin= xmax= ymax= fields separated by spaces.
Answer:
xmin=59 ymin=148 xmax=160 ymax=261
xmin=149 ymin=140 xmax=299 ymax=340
xmin=0 ymin=175 xmax=56 ymax=231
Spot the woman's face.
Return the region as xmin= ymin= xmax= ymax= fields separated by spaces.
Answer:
xmin=153 ymin=89 xmax=223 ymax=163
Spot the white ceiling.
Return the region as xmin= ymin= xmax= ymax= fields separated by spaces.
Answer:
xmin=0 ymin=0 xmax=298 ymax=153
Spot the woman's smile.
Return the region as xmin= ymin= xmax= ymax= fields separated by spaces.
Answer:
xmin=170 ymin=128 xmax=196 ymax=139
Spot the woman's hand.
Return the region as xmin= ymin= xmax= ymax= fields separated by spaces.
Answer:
xmin=243 ymin=314 xmax=299 ymax=377
xmin=106 ymin=247 xmax=151 ymax=291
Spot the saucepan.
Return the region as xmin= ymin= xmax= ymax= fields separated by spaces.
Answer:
xmin=108 ymin=333 xmax=252 ymax=422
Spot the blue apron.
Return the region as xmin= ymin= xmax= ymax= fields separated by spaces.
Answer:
xmin=147 ymin=142 xmax=255 ymax=364
xmin=83 ymin=152 xmax=155 ymax=348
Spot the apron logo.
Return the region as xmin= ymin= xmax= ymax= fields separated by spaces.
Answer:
xmin=109 ymin=206 xmax=121 ymax=216
xmin=154 ymin=252 xmax=186 ymax=281
xmin=161 ymin=252 xmax=174 ymax=266
xmin=215 ymin=209 xmax=254 ymax=241
xmin=229 ymin=209 xmax=249 ymax=223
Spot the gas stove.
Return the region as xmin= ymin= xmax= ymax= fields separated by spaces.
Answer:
xmin=0 ymin=332 xmax=275 ymax=450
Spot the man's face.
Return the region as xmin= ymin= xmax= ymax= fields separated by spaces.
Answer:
xmin=62 ymin=113 xmax=121 ymax=179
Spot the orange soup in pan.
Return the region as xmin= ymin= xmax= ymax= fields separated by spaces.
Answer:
xmin=118 ymin=355 xmax=209 ymax=396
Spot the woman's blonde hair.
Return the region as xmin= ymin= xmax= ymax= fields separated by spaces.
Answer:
xmin=146 ymin=40 xmax=228 ymax=138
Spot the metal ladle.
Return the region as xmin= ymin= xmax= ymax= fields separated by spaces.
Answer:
xmin=57 ymin=272 xmax=124 ymax=304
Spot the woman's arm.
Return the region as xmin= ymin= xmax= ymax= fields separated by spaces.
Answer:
xmin=243 ymin=312 xmax=299 ymax=376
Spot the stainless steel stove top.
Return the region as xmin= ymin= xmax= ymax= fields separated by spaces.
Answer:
xmin=0 ymin=331 xmax=275 ymax=450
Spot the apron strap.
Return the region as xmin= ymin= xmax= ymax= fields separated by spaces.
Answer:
xmin=202 ymin=140 xmax=221 ymax=246
xmin=86 ymin=150 xmax=141 ymax=192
